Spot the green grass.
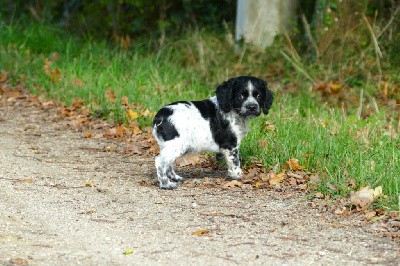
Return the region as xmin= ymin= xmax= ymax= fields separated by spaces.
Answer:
xmin=1 ymin=22 xmax=399 ymax=209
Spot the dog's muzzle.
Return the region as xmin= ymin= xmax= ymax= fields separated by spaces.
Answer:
xmin=240 ymin=103 xmax=260 ymax=116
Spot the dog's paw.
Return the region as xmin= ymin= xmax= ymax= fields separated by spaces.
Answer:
xmin=171 ymin=174 xmax=184 ymax=182
xmin=159 ymin=180 xmax=178 ymax=190
xmin=228 ymin=168 xmax=242 ymax=180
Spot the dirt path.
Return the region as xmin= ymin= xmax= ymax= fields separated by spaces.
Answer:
xmin=0 ymin=94 xmax=399 ymax=265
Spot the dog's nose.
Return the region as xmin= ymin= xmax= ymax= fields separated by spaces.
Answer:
xmin=247 ymin=103 xmax=258 ymax=112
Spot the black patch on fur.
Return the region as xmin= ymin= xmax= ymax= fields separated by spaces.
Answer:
xmin=191 ymin=100 xmax=216 ymax=119
xmin=191 ymin=99 xmax=237 ymax=150
xmin=169 ymin=101 xmax=191 ymax=107
xmin=153 ymin=107 xmax=179 ymax=141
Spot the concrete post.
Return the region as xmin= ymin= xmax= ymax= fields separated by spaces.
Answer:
xmin=235 ymin=0 xmax=297 ymax=49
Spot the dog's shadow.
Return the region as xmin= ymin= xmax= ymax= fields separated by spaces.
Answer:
xmin=143 ymin=155 xmax=228 ymax=188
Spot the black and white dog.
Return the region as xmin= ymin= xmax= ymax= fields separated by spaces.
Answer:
xmin=152 ymin=76 xmax=273 ymax=189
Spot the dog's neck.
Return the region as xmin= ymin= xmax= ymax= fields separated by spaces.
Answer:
xmin=210 ymin=96 xmax=250 ymax=143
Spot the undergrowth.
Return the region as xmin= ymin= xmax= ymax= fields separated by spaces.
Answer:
xmin=0 ymin=22 xmax=399 ymax=209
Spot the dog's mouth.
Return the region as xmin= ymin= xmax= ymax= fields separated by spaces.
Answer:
xmin=236 ymin=108 xmax=261 ymax=117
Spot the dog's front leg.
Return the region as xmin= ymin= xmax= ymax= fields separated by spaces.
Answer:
xmin=221 ymin=147 xmax=242 ymax=180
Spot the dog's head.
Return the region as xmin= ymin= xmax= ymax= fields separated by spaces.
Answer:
xmin=216 ymin=76 xmax=273 ymax=117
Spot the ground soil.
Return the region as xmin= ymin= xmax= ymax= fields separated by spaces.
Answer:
xmin=0 ymin=92 xmax=399 ymax=265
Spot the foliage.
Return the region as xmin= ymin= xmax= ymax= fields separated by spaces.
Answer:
xmin=0 ymin=21 xmax=399 ymax=208
xmin=2 ymin=0 xmax=236 ymax=38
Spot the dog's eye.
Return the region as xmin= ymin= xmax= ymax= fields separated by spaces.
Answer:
xmin=254 ymin=93 xmax=260 ymax=99
xmin=239 ymin=93 xmax=246 ymax=100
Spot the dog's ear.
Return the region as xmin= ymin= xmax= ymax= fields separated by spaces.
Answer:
xmin=216 ymin=78 xmax=235 ymax=112
xmin=261 ymin=80 xmax=274 ymax=115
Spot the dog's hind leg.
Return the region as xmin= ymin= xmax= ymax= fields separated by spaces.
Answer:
xmin=155 ymin=144 xmax=182 ymax=189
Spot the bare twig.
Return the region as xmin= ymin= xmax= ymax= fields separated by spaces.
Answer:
xmin=284 ymin=32 xmax=301 ymax=63
xmin=377 ymin=4 xmax=400 ymax=39
xmin=301 ymin=14 xmax=319 ymax=60
xmin=362 ymin=14 xmax=383 ymax=58
xmin=362 ymin=14 xmax=383 ymax=86
xmin=280 ymin=51 xmax=316 ymax=85
xmin=357 ymin=89 xmax=364 ymax=119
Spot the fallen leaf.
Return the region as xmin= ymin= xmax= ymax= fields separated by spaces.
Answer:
xmin=8 ymin=258 xmax=28 ymax=265
xmin=105 ymin=88 xmax=116 ymax=103
xmin=123 ymin=248 xmax=134 ymax=255
xmin=224 ymin=180 xmax=242 ymax=188
xmin=192 ymin=229 xmax=210 ymax=236
xmin=71 ymin=98 xmax=84 ymax=109
xmin=288 ymin=177 xmax=297 ymax=186
xmin=287 ymin=158 xmax=306 ymax=171
xmin=0 ymin=72 xmax=8 ymax=82
xmin=121 ymin=96 xmax=129 ymax=106
xmin=329 ymin=81 xmax=342 ymax=92
xmin=176 ymin=155 xmax=200 ymax=167
xmin=327 ymin=182 xmax=339 ymax=192
xmin=253 ymin=181 xmax=267 ymax=189
xmin=84 ymin=131 xmax=92 ymax=138
xmin=50 ymin=68 xmax=61 ymax=82
xmin=129 ymin=121 xmax=142 ymax=135
xmin=315 ymin=192 xmax=324 ymax=199
xmin=115 ymin=124 xmax=126 ymax=137
xmin=269 ymin=172 xmax=285 ymax=186
xmin=350 ymin=186 xmax=383 ymax=211
xmin=364 ymin=210 xmax=376 ymax=220
xmin=141 ymin=109 xmax=151 ymax=117
xmin=85 ymin=181 xmax=94 ymax=187
xmin=126 ymin=109 xmax=139 ymax=120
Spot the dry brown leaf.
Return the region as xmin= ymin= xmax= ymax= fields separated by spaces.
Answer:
xmin=192 ymin=229 xmax=210 ymax=236
xmin=121 ymin=96 xmax=129 ymax=106
xmin=50 ymin=68 xmax=61 ymax=82
xmin=287 ymin=158 xmax=306 ymax=171
xmin=115 ymin=125 xmax=127 ymax=137
xmin=0 ymin=72 xmax=8 ymax=82
xmin=8 ymin=258 xmax=28 ymax=266
xmin=253 ymin=181 xmax=267 ymax=189
xmin=129 ymin=121 xmax=142 ymax=135
xmin=105 ymin=89 xmax=116 ymax=103
xmin=176 ymin=155 xmax=200 ymax=167
xmin=224 ymin=180 xmax=242 ymax=188
xmin=72 ymin=98 xmax=84 ymax=109
xmin=364 ymin=210 xmax=376 ymax=220
xmin=269 ymin=172 xmax=285 ymax=186
xmin=350 ymin=186 xmax=383 ymax=211
xmin=288 ymin=177 xmax=297 ymax=186
xmin=84 ymin=131 xmax=92 ymax=138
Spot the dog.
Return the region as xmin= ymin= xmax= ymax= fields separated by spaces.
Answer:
xmin=152 ymin=76 xmax=274 ymax=189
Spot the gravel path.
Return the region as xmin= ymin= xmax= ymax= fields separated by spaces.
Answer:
xmin=0 ymin=95 xmax=399 ymax=265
